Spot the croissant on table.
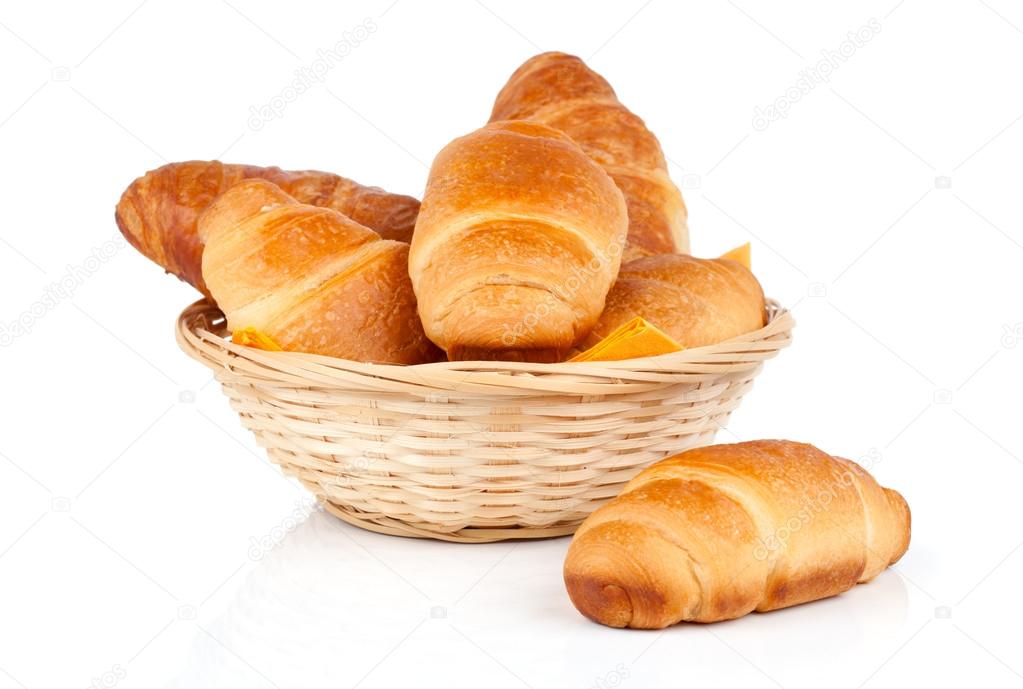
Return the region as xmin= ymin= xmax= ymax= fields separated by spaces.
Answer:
xmin=564 ymin=440 xmax=911 ymax=628
xmin=409 ymin=120 xmax=628 ymax=362
xmin=579 ymin=253 xmax=766 ymax=351
xmin=197 ymin=179 xmax=440 ymax=365
xmin=491 ymin=52 xmax=688 ymax=262
xmin=116 ymin=160 xmax=421 ymax=298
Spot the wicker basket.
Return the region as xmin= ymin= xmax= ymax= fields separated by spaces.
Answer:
xmin=177 ymin=299 xmax=793 ymax=542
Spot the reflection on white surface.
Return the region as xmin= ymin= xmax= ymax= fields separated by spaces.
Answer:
xmin=167 ymin=510 xmax=916 ymax=689
xmin=168 ymin=510 xmax=441 ymax=688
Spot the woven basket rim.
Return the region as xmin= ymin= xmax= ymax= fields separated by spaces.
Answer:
xmin=176 ymin=298 xmax=794 ymax=393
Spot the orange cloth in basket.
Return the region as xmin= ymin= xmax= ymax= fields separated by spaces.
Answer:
xmin=719 ymin=242 xmax=751 ymax=269
xmin=232 ymin=327 xmax=283 ymax=351
xmin=569 ymin=317 xmax=683 ymax=362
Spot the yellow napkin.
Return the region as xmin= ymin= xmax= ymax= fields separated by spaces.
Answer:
xmin=719 ymin=242 xmax=751 ymax=269
xmin=569 ymin=317 xmax=683 ymax=362
xmin=232 ymin=327 xmax=283 ymax=351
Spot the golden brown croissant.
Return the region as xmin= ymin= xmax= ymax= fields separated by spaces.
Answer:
xmin=197 ymin=179 xmax=440 ymax=365
xmin=491 ymin=52 xmax=688 ymax=261
xmin=564 ymin=440 xmax=911 ymax=628
xmin=409 ymin=120 xmax=628 ymax=362
xmin=116 ymin=160 xmax=421 ymax=298
xmin=580 ymin=253 xmax=766 ymax=351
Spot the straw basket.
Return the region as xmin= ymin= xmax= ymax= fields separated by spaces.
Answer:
xmin=177 ymin=299 xmax=794 ymax=542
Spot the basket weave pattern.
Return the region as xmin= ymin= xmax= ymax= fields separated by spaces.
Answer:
xmin=177 ymin=300 xmax=793 ymax=542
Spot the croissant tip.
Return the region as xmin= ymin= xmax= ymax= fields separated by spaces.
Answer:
xmin=565 ymin=573 xmax=634 ymax=628
xmin=884 ymin=487 xmax=912 ymax=564
xmin=114 ymin=195 xmax=143 ymax=253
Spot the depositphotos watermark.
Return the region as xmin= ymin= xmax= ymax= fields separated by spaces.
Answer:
xmin=1 ymin=233 xmax=126 ymax=347
xmin=752 ymin=467 xmax=860 ymax=561
xmin=498 ymin=233 xmax=626 ymax=349
xmin=1001 ymin=322 xmax=1023 ymax=348
xmin=752 ymin=18 xmax=882 ymax=132
xmin=247 ymin=499 xmax=322 ymax=561
xmin=84 ymin=664 xmax=126 ymax=689
xmin=590 ymin=663 xmax=630 ymax=689
xmin=247 ymin=18 xmax=377 ymax=130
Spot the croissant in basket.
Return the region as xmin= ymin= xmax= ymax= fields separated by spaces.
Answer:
xmin=491 ymin=52 xmax=688 ymax=261
xmin=579 ymin=253 xmax=766 ymax=351
xmin=564 ymin=440 xmax=910 ymax=628
xmin=197 ymin=178 xmax=440 ymax=365
xmin=116 ymin=160 xmax=421 ymax=298
xmin=409 ymin=120 xmax=629 ymax=362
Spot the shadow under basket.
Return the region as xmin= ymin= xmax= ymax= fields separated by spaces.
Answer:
xmin=177 ymin=300 xmax=794 ymax=543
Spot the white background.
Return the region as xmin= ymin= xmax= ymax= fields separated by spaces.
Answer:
xmin=1 ymin=1 xmax=1021 ymax=687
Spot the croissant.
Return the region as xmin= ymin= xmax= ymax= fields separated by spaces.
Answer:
xmin=116 ymin=160 xmax=421 ymax=298
xmin=491 ymin=52 xmax=688 ymax=262
xmin=579 ymin=253 xmax=766 ymax=351
xmin=197 ymin=179 xmax=440 ymax=365
xmin=564 ymin=440 xmax=911 ymax=628
xmin=408 ymin=120 xmax=628 ymax=362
